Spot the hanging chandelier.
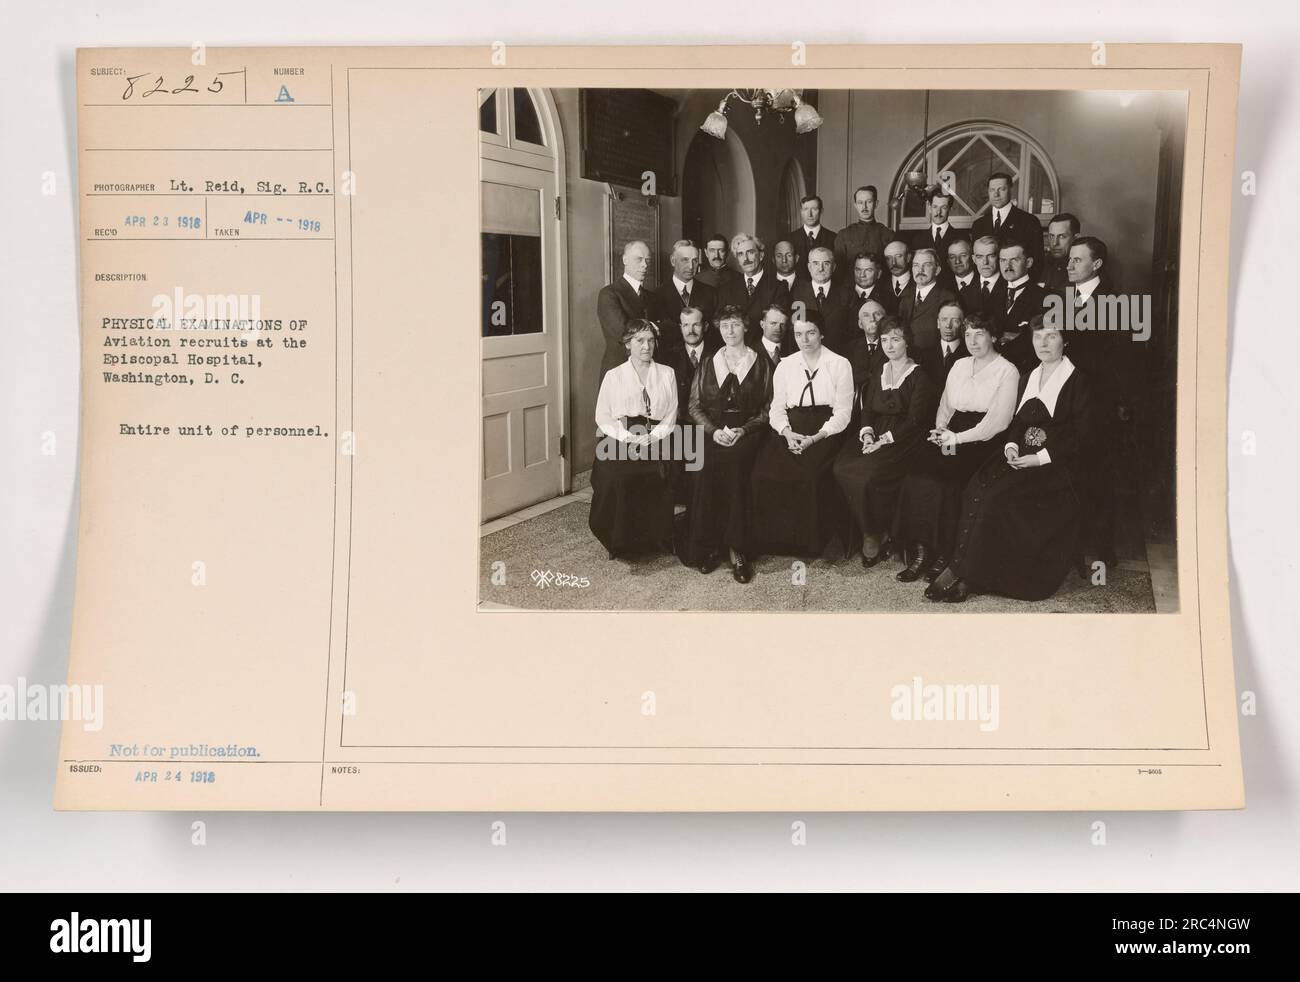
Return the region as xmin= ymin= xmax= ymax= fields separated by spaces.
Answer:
xmin=699 ymin=89 xmax=824 ymax=139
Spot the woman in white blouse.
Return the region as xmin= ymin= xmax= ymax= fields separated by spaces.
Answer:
xmin=748 ymin=310 xmax=854 ymax=557
xmin=893 ymin=311 xmax=1019 ymax=584
xmin=589 ymin=319 xmax=679 ymax=559
xmin=832 ymin=315 xmax=935 ymax=567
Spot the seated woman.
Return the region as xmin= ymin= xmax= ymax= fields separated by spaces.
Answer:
xmin=926 ymin=316 xmax=1093 ymax=602
xmin=749 ymin=310 xmax=854 ymax=557
xmin=686 ymin=304 xmax=774 ymax=583
xmin=589 ymin=318 xmax=679 ymax=559
xmin=892 ymin=311 xmax=1019 ymax=584
xmin=832 ymin=315 xmax=934 ymax=568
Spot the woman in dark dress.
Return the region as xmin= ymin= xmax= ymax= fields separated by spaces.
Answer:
xmin=749 ymin=310 xmax=855 ymax=557
xmin=892 ymin=312 xmax=1020 ymax=584
xmin=926 ymin=317 xmax=1093 ymax=602
xmin=589 ymin=319 xmax=680 ymax=559
xmin=832 ymin=315 xmax=934 ymax=567
xmin=686 ymin=305 xmax=774 ymax=582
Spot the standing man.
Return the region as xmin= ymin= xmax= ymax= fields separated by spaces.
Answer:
xmin=792 ymin=246 xmax=855 ymax=355
xmin=754 ymin=303 xmax=793 ymax=367
xmin=911 ymin=187 xmax=961 ymax=259
xmin=896 ymin=247 xmax=957 ymax=354
xmin=787 ymin=194 xmax=838 ymax=278
xmin=850 ymin=251 xmax=897 ymax=317
xmin=993 ymin=242 xmax=1045 ymax=372
xmin=597 ymin=239 xmax=660 ymax=379
xmin=883 ymin=239 xmax=913 ymax=304
xmin=970 ymin=171 xmax=1044 ymax=272
xmin=697 ymin=233 xmax=737 ymax=291
xmin=943 ymin=237 xmax=981 ymax=314
xmin=772 ymin=239 xmax=799 ymax=302
xmin=1040 ymin=213 xmax=1080 ymax=291
xmin=834 ymin=185 xmax=892 ymax=277
xmin=655 ymin=239 xmax=716 ymax=349
xmin=718 ymin=232 xmax=782 ymax=335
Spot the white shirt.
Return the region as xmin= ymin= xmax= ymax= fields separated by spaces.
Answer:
xmin=955 ymin=272 xmax=975 ymax=291
xmin=979 ymin=275 xmax=1001 ymax=293
xmin=990 ymin=204 xmax=1012 ymax=226
xmin=1073 ymin=275 xmax=1102 ymax=305
xmin=803 ymin=224 xmax=823 ymax=239
xmin=776 ymin=272 xmax=796 ymax=291
xmin=622 ymin=273 xmax=644 ymax=295
xmin=742 ymin=268 xmax=765 ymax=288
xmin=937 ymin=355 xmax=1019 ymax=445
xmin=770 ymin=347 xmax=854 ymax=438
xmin=940 ymin=338 xmax=961 ymax=359
xmin=711 ymin=345 xmax=756 ymax=386
xmin=930 ymin=222 xmax=950 ymax=241
xmin=914 ymin=281 xmax=936 ymax=305
xmin=1007 ymin=356 xmax=1077 ymax=464
xmin=683 ymin=341 xmax=705 ymax=368
xmin=761 ymin=336 xmax=783 ymax=362
xmin=672 ymin=275 xmax=695 ymax=299
xmin=595 ymin=359 xmax=678 ymax=443
xmin=891 ymin=272 xmax=911 ymax=294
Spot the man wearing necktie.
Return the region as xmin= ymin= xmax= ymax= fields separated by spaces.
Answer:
xmin=921 ymin=301 xmax=969 ymax=406
xmin=896 ymin=247 xmax=957 ymax=354
xmin=910 ymin=187 xmax=959 ymax=260
xmin=786 ymin=194 xmax=838 ymax=281
xmin=884 ymin=239 xmax=912 ymax=303
xmin=717 ymin=232 xmax=782 ymax=332
xmin=654 ymin=240 xmax=717 ymax=351
xmin=596 ymin=239 xmax=660 ymax=380
xmin=792 ymin=247 xmax=855 ymax=355
xmin=848 ymin=299 xmax=889 ymax=390
xmin=993 ymin=242 xmax=1045 ymax=372
xmin=970 ymin=171 xmax=1045 ymax=272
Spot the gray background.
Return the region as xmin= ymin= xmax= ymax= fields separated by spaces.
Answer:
xmin=2 ymin=0 xmax=1295 ymax=891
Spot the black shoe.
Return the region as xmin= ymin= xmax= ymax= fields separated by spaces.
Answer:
xmin=896 ymin=543 xmax=931 ymax=583
xmin=861 ymin=550 xmax=885 ymax=568
xmin=732 ymin=554 xmax=754 ymax=584
xmin=942 ymin=578 xmax=971 ymax=603
xmin=696 ymin=552 xmax=720 ymax=574
xmin=924 ymin=571 xmax=954 ymax=601
xmin=924 ymin=554 xmax=947 ymax=583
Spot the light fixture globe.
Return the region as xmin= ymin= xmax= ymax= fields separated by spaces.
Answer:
xmin=700 ymin=103 xmax=729 ymax=139
xmin=793 ymin=100 xmax=823 ymax=134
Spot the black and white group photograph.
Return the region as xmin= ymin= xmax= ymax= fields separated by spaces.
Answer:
xmin=478 ymin=85 xmax=1186 ymax=612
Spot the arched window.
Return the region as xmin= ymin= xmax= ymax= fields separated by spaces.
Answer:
xmin=890 ymin=120 xmax=1061 ymax=230
xmin=478 ymin=88 xmax=554 ymax=162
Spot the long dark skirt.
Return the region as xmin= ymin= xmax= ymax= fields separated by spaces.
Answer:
xmin=686 ymin=430 xmax=765 ymax=564
xmin=950 ymin=456 xmax=1080 ymax=600
xmin=749 ymin=432 xmax=845 ymax=555
xmin=588 ymin=451 xmax=674 ymax=554
xmin=833 ymin=436 xmax=923 ymax=540
xmin=894 ymin=417 xmax=1000 ymax=554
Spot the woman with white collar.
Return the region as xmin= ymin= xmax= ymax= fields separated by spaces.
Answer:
xmin=927 ymin=316 xmax=1093 ymax=603
xmin=589 ymin=319 xmax=679 ymax=560
xmin=685 ymin=305 xmax=774 ymax=582
xmin=832 ymin=315 xmax=935 ymax=568
xmin=749 ymin=310 xmax=854 ymax=557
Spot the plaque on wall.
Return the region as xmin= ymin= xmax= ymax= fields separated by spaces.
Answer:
xmin=581 ymin=89 xmax=677 ymax=195
xmin=607 ymin=187 xmax=661 ymax=287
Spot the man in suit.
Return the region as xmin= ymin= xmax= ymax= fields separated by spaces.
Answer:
xmin=883 ymin=239 xmax=913 ymax=306
xmin=1040 ymin=212 xmax=1080 ymax=292
xmin=970 ymin=234 xmax=1004 ymax=315
xmin=597 ymin=239 xmax=660 ymax=380
xmin=943 ymin=237 xmax=981 ymax=314
xmin=994 ymin=242 xmax=1045 ymax=372
xmin=753 ymin=302 xmax=793 ymax=368
xmin=910 ymin=187 xmax=962 ymax=260
xmin=834 ymin=185 xmax=892 ymax=280
xmin=1058 ymin=234 xmax=1120 ymax=567
xmin=663 ymin=305 xmax=719 ymax=414
xmin=655 ymin=239 xmax=716 ymax=350
xmin=771 ymin=239 xmax=799 ymax=302
xmin=970 ymin=171 xmax=1044 ymax=272
xmin=896 ymin=247 xmax=957 ymax=354
xmin=847 ymin=299 xmax=888 ymax=390
xmin=849 ymin=251 xmax=897 ymax=318
xmin=697 ymin=233 xmax=737 ymax=291
xmin=787 ymin=195 xmax=838 ymax=279
xmin=717 ymin=232 xmax=783 ymax=339
xmin=920 ymin=300 xmax=969 ymax=407
xmin=791 ymin=246 xmax=856 ymax=355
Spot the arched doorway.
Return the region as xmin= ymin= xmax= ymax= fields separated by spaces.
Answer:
xmin=681 ymin=128 xmax=757 ymax=255
xmin=479 ymin=88 xmax=569 ymax=521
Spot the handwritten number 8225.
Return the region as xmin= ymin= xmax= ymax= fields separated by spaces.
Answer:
xmin=121 ymin=70 xmax=246 ymax=101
